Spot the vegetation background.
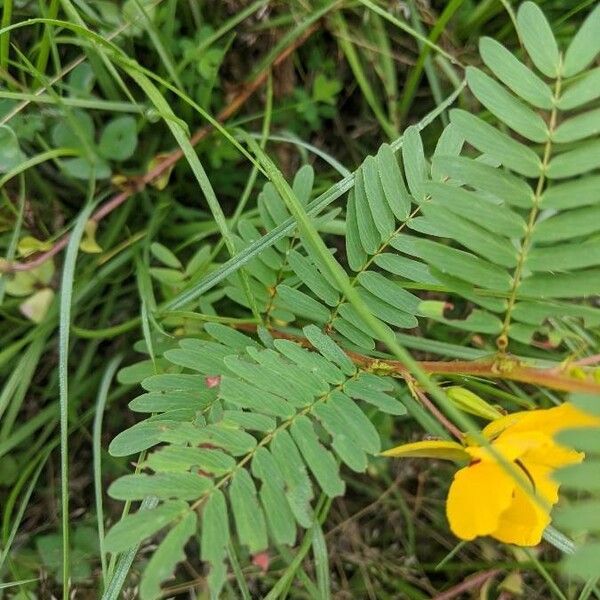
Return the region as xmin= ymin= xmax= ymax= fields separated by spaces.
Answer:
xmin=0 ymin=0 xmax=599 ymax=599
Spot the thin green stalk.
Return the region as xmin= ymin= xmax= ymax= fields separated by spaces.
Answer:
xmin=94 ymin=355 xmax=123 ymax=589
xmin=0 ymin=0 xmax=12 ymax=70
xmin=35 ymin=0 xmax=60 ymax=76
xmin=58 ymin=198 xmax=97 ymax=600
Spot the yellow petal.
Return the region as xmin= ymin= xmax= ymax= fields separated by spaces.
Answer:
xmin=481 ymin=410 xmax=530 ymax=440
xmin=497 ymin=404 xmax=600 ymax=441
xmin=467 ymin=431 xmax=548 ymax=463
xmin=446 ymin=462 xmax=515 ymax=541
xmin=522 ymin=441 xmax=584 ymax=471
xmin=491 ymin=485 xmax=550 ymax=546
xmin=381 ymin=439 xmax=469 ymax=462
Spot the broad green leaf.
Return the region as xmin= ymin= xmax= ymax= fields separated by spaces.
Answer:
xmin=145 ymin=446 xmax=235 ymax=475
xmin=201 ymin=490 xmax=229 ymax=598
xmin=542 ymin=175 xmax=600 ymax=209
xmin=563 ymin=3 xmax=600 ymax=77
xmin=139 ymin=511 xmax=197 ymax=600
xmin=572 ymin=393 xmax=600 ymax=417
xmin=546 ymin=139 xmax=600 ymax=179
xmin=61 ymin=156 xmax=111 ymax=180
xmin=528 ymin=239 xmax=600 ymax=271
xmin=290 ymin=416 xmax=345 ymax=497
xmin=230 ymin=469 xmax=268 ymax=553
xmin=362 ymin=155 xmax=395 ymax=238
xmin=377 ymin=143 xmax=411 ymax=220
xmin=479 ymin=37 xmax=554 ymax=109
xmin=558 ymin=67 xmax=600 ymax=110
xmin=519 ymin=269 xmax=600 ymax=298
xmin=98 ymin=115 xmax=138 ymax=161
xmin=357 ymin=270 xmax=420 ymax=313
xmin=277 ymin=284 xmax=331 ymax=324
xmin=271 ymin=430 xmax=314 ymax=528
xmin=353 ymin=167 xmax=381 ymax=254
xmin=432 ymin=155 xmax=533 ymax=208
xmin=533 ymin=205 xmax=600 ymax=243
xmin=374 ymin=252 xmax=438 ymax=284
xmin=412 ymin=239 xmax=512 ymax=291
xmin=303 ymin=324 xmax=356 ymax=375
xmin=104 ymin=501 xmax=188 ymax=553
xmin=288 ymin=250 xmax=340 ymax=307
xmin=402 ymin=126 xmax=428 ymax=201
xmin=108 ymin=473 xmax=212 ymax=500
xmin=51 ymin=109 xmax=94 ymax=148
xmin=450 ymin=110 xmax=541 ymax=177
xmin=466 ymin=67 xmax=548 ymax=142
xmin=563 ymin=543 xmax=600 ymax=580
xmin=149 ymin=267 xmax=184 ymax=285
xmin=0 ymin=125 xmax=26 ymax=172
xmin=219 ymin=375 xmax=295 ymax=419
xmin=421 ymin=205 xmax=518 ymax=268
xmin=424 ymin=180 xmax=527 ymax=238
xmin=517 ymin=1 xmax=560 ymax=78
xmin=345 ymin=190 xmax=369 ymax=270
xmin=553 ymin=107 xmax=600 ymax=143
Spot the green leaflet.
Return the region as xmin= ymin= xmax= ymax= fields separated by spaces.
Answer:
xmin=478 ymin=36 xmax=553 ymax=109
xmin=145 ymin=446 xmax=236 ymax=475
xmin=291 ymin=416 xmax=345 ymax=498
xmin=201 ymin=490 xmax=229 ymax=598
xmin=139 ymin=511 xmax=197 ymax=600
xmin=402 ymin=125 xmax=428 ymax=201
xmin=108 ymin=473 xmax=213 ymax=500
xmin=563 ymin=3 xmax=600 ymax=77
xmin=558 ymin=67 xmax=600 ymax=110
xmin=276 ymin=284 xmax=331 ymax=324
xmin=377 ymin=143 xmax=411 ymax=219
xmin=449 ymin=109 xmax=541 ymax=177
xmin=104 ymin=501 xmax=189 ymax=553
xmin=532 ymin=205 xmax=600 ymax=243
xmin=251 ymin=448 xmax=296 ymax=545
xmin=546 ymin=139 xmax=600 ymax=178
xmin=288 ymin=249 xmax=340 ymax=307
xmin=516 ymin=1 xmax=560 ymax=79
xmin=353 ymin=166 xmax=381 ymax=254
xmin=431 ymin=155 xmax=533 ymax=208
xmin=542 ymin=176 xmax=600 ymax=209
xmin=519 ymin=269 xmax=600 ymax=298
xmin=230 ymin=468 xmax=268 ymax=554
xmin=303 ymin=324 xmax=356 ymax=375
xmin=527 ymin=239 xmax=600 ymax=272
xmin=362 ymin=154 xmax=395 ymax=238
xmin=466 ymin=66 xmax=548 ymax=142
xmin=553 ymin=107 xmax=600 ymax=143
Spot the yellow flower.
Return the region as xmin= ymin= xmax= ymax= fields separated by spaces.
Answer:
xmin=382 ymin=403 xmax=599 ymax=546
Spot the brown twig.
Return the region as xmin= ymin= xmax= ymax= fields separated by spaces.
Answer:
xmin=235 ymin=324 xmax=600 ymax=395
xmin=431 ymin=569 xmax=501 ymax=600
xmin=411 ymin=385 xmax=463 ymax=440
xmin=2 ymin=23 xmax=319 ymax=274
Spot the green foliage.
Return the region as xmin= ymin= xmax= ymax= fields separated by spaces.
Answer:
xmin=2 ymin=1 xmax=600 ymax=598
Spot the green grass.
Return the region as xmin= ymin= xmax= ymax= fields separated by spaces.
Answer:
xmin=0 ymin=1 xmax=597 ymax=598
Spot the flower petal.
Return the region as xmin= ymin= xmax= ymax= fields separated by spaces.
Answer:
xmin=491 ymin=485 xmax=550 ymax=546
xmin=446 ymin=462 xmax=515 ymax=541
xmin=381 ymin=439 xmax=469 ymax=462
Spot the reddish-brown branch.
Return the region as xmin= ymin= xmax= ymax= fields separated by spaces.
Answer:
xmin=235 ymin=324 xmax=600 ymax=395
xmin=431 ymin=569 xmax=501 ymax=600
xmin=2 ymin=23 xmax=319 ymax=274
xmin=412 ymin=386 xmax=463 ymax=440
